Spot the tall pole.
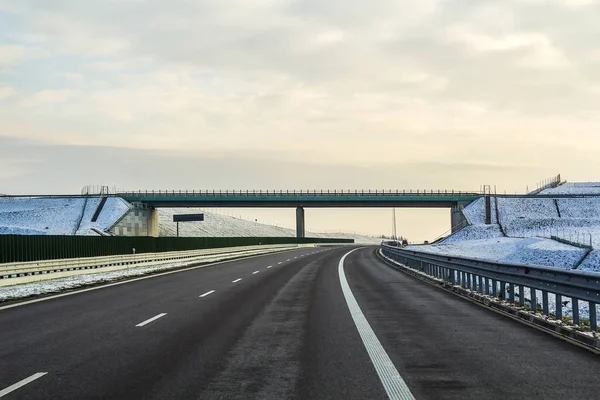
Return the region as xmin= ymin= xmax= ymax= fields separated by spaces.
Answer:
xmin=392 ymin=208 xmax=397 ymax=242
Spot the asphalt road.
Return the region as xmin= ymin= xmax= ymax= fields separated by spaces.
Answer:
xmin=0 ymin=246 xmax=598 ymax=399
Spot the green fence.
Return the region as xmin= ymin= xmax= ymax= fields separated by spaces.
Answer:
xmin=0 ymin=236 xmax=353 ymax=264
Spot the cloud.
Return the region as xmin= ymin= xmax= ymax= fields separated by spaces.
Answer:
xmin=0 ymin=86 xmax=14 ymax=99
xmin=522 ymin=0 xmax=600 ymax=7
xmin=20 ymin=89 xmax=73 ymax=107
xmin=0 ymin=45 xmax=24 ymax=68
xmin=447 ymin=27 xmax=569 ymax=69
xmin=89 ymin=61 xmax=124 ymax=71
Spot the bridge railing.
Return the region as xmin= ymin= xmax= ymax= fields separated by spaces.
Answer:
xmin=381 ymin=244 xmax=600 ymax=331
xmin=116 ymin=189 xmax=483 ymax=197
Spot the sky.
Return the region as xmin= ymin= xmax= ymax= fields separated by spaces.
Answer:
xmin=1 ymin=0 xmax=600 ymax=241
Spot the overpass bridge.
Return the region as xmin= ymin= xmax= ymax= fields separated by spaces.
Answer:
xmin=116 ymin=189 xmax=482 ymax=238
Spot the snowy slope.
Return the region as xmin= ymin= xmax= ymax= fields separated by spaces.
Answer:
xmin=462 ymin=197 xmax=498 ymax=225
xmin=0 ymin=197 xmax=86 ymax=235
xmin=421 ymin=185 xmax=600 ymax=271
xmin=541 ymin=182 xmax=600 ymax=195
xmin=409 ymin=237 xmax=586 ymax=268
xmin=579 ymin=250 xmax=600 ymax=272
xmin=442 ymin=225 xmax=503 ymax=243
xmin=495 ymin=197 xmax=600 ymax=249
xmin=0 ymin=197 xmax=128 ymax=236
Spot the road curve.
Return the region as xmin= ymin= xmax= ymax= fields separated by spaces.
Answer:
xmin=0 ymin=246 xmax=598 ymax=399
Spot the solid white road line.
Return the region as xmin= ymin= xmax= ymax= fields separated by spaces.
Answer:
xmin=253 ymin=271 xmax=260 ymax=274
xmin=136 ymin=313 xmax=167 ymax=327
xmin=232 ymin=278 xmax=242 ymax=283
xmin=338 ymin=249 xmax=415 ymax=400
xmin=200 ymin=290 xmax=215 ymax=298
xmin=0 ymin=372 xmax=48 ymax=398
xmin=266 ymin=265 xmax=273 ymax=269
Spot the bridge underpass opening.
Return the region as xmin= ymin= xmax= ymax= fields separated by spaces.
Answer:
xmin=161 ymin=207 xmax=453 ymax=243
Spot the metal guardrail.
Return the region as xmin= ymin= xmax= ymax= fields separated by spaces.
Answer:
xmin=381 ymin=244 xmax=600 ymax=331
xmin=0 ymin=244 xmax=295 ymax=280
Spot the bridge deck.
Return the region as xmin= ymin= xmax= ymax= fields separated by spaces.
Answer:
xmin=117 ymin=190 xmax=481 ymax=208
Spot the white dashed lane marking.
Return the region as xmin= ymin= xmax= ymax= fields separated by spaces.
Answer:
xmin=200 ymin=290 xmax=215 ymax=298
xmin=0 ymin=373 xmax=48 ymax=398
xmin=232 ymin=278 xmax=242 ymax=283
xmin=253 ymin=271 xmax=260 ymax=274
xmin=136 ymin=313 xmax=167 ymax=327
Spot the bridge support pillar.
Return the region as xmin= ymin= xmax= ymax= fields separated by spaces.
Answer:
xmin=296 ymin=206 xmax=305 ymax=238
xmin=147 ymin=207 xmax=159 ymax=237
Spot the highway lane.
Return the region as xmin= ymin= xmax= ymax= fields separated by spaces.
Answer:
xmin=345 ymin=248 xmax=600 ymax=399
xmin=0 ymin=245 xmax=598 ymax=399
xmin=0 ymin=247 xmax=331 ymax=399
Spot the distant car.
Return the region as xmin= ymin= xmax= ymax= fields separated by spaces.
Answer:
xmin=402 ymin=239 xmax=408 ymax=246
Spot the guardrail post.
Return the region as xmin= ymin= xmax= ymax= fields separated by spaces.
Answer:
xmin=518 ymin=285 xmax=525 ymax=307
xmin=572 ymin=298 xmax=579 ymax=325
xmin=449 ymin=269 xmax=455 ymax=284
xmin=500 ymin=281 xmax=506 ymax=300
xmin=530 ymin=288 xmax=537 ymax=312
xmin=484 ymin=277 xmax=490 ymax=295
xmin=542 ymin=291 xmax=549 ymax=316
xmin=590 ymin=303 xmax=597 ymax=332
xmin=555 ymin=294 xmax=563 ymax=320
